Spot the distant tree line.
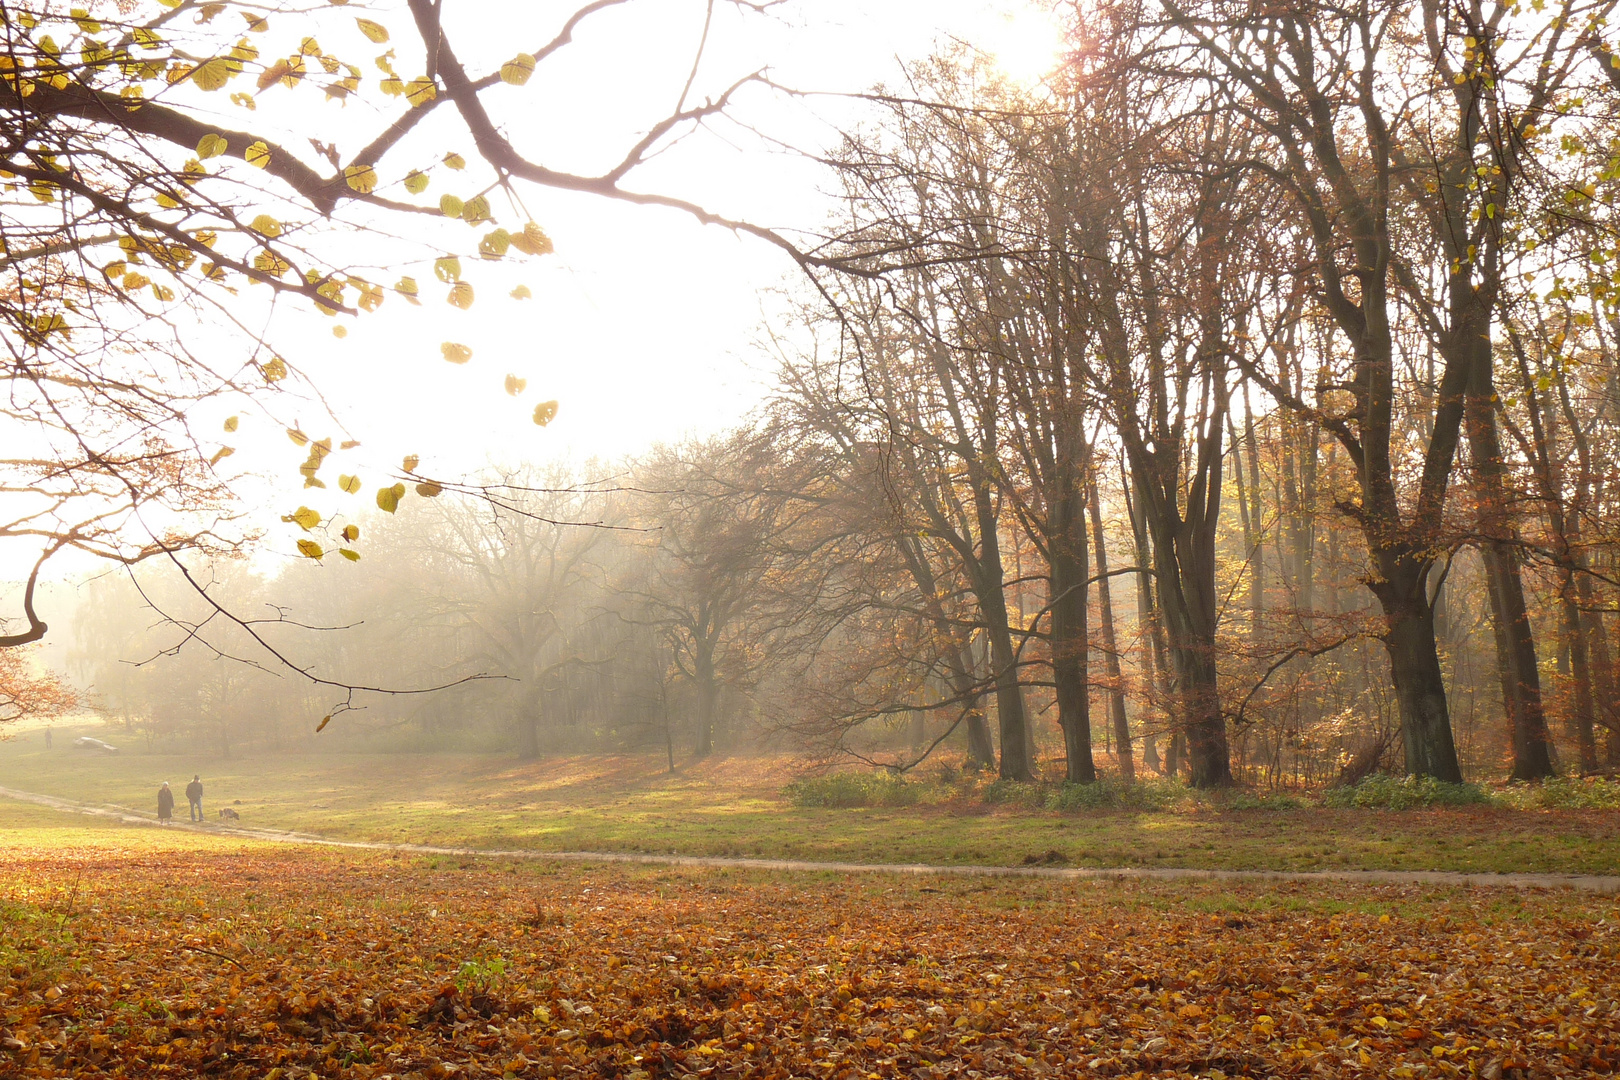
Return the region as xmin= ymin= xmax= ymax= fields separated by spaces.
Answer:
xmin=58 ymin=0 xmax=1620 ymax=787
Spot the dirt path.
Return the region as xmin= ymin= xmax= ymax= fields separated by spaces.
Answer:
xmin=4 ymin=783 xmax=1616 ymax=893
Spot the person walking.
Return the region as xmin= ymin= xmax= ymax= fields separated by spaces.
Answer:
xmin=157 ymin=781 xmax=174 ymax=825
xmin=43 ymin=726 xmax=52 ymax=749
xmin=185 ymin=775 xmax=204 ymax=822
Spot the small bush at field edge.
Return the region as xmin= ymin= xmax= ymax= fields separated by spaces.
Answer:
xmin=785 ymin=772 xmax=923 ymax=808
xmin=1493 ymin=776 xmax=1620 ymax=811
xmin=1323 ymin=774 xmax=1493 ymax=810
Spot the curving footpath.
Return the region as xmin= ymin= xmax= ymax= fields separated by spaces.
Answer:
xmin=3 ymin=783 xmax=1616 ymax=894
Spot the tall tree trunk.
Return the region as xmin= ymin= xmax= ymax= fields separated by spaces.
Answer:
xmin=1089 ymin=479 xmax=1133 ymax=782
xmin=1368 ymin=551 xmax=1464 ymax=782
xmin=972 ymin=484 xmax=1033 ymax=781
xmin=897 ymin=536 xmax=996 ymax=768
xmin=1581 ymin=579 xmax=1619 ymax=767
xmin=1561 ymin=562 xmax=1598 ymax=774
xmin=1050 ymin=465 xmax=1096 ymax=783
xmin=1242 ymin=386 xmax=1265 ymax=635
xmin=694 ymin=647 xmax=718 ymax=758
xmin=1124 ymin=460 xmax=1164 ymax=774
xmin=1229 ymin=414 xmax=1261 ymax=641
xmin=1466 ymin=369 xmax=1554 ymax=780
xmin=954 ymin=636 xmax=997 ymax=767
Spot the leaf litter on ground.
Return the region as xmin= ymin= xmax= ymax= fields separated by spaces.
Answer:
xmin=1 ymin=834 xmax=1617 ymax=1079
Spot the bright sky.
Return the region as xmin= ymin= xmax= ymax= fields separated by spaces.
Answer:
xmin=7 ymin=0 xmax=1070 ymax=622
xmin=248 ymin=0 xmax=1070 ymax=486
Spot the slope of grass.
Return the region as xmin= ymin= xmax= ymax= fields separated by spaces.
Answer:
xmin=2 ymin=730 xmax=1618 ymax=874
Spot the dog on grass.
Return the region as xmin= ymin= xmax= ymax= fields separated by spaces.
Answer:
xmin=218 ymin=807 xmax=240 ymax=821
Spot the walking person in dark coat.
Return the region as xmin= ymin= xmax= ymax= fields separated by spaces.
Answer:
xmin=157 ymin=781 xmax=175 ymax=825
xmin=185 ymin=775 xmax=204 ymax=822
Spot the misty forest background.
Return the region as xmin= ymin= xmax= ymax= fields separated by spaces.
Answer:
xmin=37 ymin=18 xmax=1620 ymax=793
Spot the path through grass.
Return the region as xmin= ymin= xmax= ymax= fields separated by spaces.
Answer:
xmin=2 ymin=731 xmax=1617 ymax=874
xmin=1 ymin=799 xmax=1616 ymax=1079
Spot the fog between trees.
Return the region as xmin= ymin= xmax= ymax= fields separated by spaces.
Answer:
xmin=60 ymin=0 xmax=1620 ymax=788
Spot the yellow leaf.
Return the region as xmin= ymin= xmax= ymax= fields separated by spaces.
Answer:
xmin=376 ymin=485 xmax=402 ymax=513
xmin=253 ymin=249 xmax=290 ymax=278
xmin=261 ymin=357 xmax=288 ymax=382
xmin=296 ymin=538 xmax=324 ymax=559
xmin=316 ymin=715 xmax=332 ymax=732
xmin=439 ymin=194 xmax=464 ymax=218
xmin=480 ymin=228 xmax=511 ymax=259
xmin=405 ymin=170 xmax=429 ymax=194
xmin=403 ymin=454 xmax=420 ymax=472
xmin=500 ymin=53 xmax=536 ymax=86
xmin=287 ymin=428 xmax=310 ymax=447
xmin=533 ymin=400 xmax=559 ymax=426
xmin=338 ymin=474 xmax=361 ymax=494
xmin=344 ymin=163 xmax=378 ymax=194
xmin=395 ymin=276 xmax=420 ymax=303
xmin=355 ymin=18 xmax=389 ymax=43
xmin=243 ymin=12 xmax=268 ymax=32
xmin=441 ymin=342 xmax=473 ymax=364
xmin=504 ymin=374 xmax=527 ymax=396
xmin=249 ymin=214 xmax=281 ymax=237
xmin=509 ymin=221 xmax=554 ymax=256
xmin=416 ymin=481 xmax=443 ymax=497
xmin=444 ymin=152 xmax=466 ymax=170
xmin=341 ymin=524 xmax=360 ymax=542
xmin=209 ymin=446 xmax=234 ymax=466
xmin=339 ymin=548 xmax=361 ymax=562
xmin=461 ymin=194 xmax=491 ymax=223
xmin=510 ymin=284 xmax=533 ymax=300
xmin=224 ymin=416 xmax=239 ymax=432
xmin=196 ymin=133 xmax=228 ymax=159
xmin=434 ymin=256 xmax=462 ymax=282
xmin=244 ymin=141 xmax=271 ymax=168
xmin=405 ymin=75 xmax=436 ymax=107
xmin=191 ymin=57 xmax=233 ymax=91
xmin=447 ymin=281 xmax=474 ymax=309
xmin=332 ymin=325 xmax=348 ymax=338
xmin=289 ymin=506 xmax=321 ymax=531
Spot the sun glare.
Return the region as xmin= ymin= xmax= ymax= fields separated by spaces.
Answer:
xmin=980 ymin=5 xmax=1067 ymax=86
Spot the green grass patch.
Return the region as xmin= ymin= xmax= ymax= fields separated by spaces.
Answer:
xmin=2 ymin=733 xmax=1618 ymax=875
xmin=1323 ymin=774 xmax=1494 ymax=809
xmin=785 ymin=771 xmax=924 ymax=808
xmin=1494 ymin=776 xmax=1620 ymax=810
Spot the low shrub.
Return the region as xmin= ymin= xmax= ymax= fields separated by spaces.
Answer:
xmin=981 ymin=779 xmax=1046 ymax=808
xmin=1322 ymin=774 xmax=1493 ymax=810
xmin=785 ymin=772 xmax=922 ymax=808
xmin=1494 ymin=776 xmax=1620 ymax=811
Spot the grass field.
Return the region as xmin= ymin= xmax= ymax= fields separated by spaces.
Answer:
xmin=4 ymin=729 xmax=1619 ymax=875
xmin=1 ymin=798 xmax=1616 ymax=1080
